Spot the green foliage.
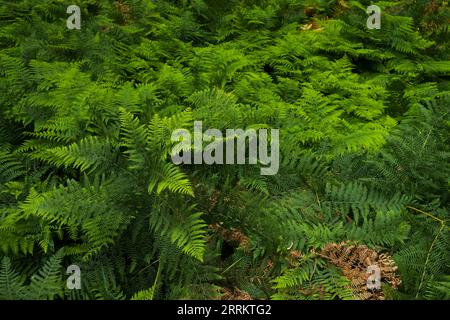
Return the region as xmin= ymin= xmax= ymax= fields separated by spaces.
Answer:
xmin=0 ymin=0 xmax=448 ymax=300
xmin=0 ymin=252 xmax=64 ymax=300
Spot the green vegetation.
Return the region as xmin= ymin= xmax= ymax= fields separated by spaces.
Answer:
xmin=0 ymin=0 xmax=449 ymax=300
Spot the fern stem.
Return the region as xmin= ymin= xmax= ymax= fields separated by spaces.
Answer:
xmin=221 ymin=257 xmax=245 ymax=275
xmin=415 ymin=223 xmax=445 ymax=298
xmin=406 ymin=206 xmax=448 ymax=225
xmin=151 ymin=260 xmax=162 ymax=300
xmin=419 ymin=129 xmax=432 ymax=156
xmin=138 ymin=259 xmax=160 ymax=274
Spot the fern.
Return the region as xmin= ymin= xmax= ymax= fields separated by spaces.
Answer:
xmin=0 ymin=0 xmax=448 ymax=301
xmin=0 ymin=257 xmax=26 ymax=300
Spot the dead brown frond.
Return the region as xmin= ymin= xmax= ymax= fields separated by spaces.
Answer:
xmin=318 ymin=242 xmax=401 ymax=300
xmin=220 ymin=287 xmax=252 ymax=300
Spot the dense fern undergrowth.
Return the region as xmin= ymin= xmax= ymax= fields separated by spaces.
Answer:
xmin=0 ymin=0 xmax=449 ymax=300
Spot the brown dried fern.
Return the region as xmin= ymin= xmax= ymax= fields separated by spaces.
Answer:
xmin=317 ymin=242 xmax=401 ymax=300
xmin=208 ymin=223 xmax=251 ymax=251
